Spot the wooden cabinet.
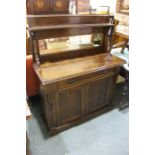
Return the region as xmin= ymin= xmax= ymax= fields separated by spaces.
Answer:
xmin=26 ymin=0 xmax=69 ymax=14
xmin=27 ymin=15 xmax=125 ymax=135
xmin=39 ymin=64 xmax=123 ymax=134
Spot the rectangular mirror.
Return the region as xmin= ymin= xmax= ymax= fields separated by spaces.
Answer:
xmin=38 ymin=34 xmax=103 ymax=55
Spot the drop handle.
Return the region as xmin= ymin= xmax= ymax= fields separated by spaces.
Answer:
xmin=67 ymin=79 xmax=77 ymax=84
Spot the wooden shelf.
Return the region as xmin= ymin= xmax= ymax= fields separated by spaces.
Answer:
xmin=29 ymin=23 xmax=114 ymax=31
xmin=27 ymin=14 xmax=114 ymax=17
xmin=28 ymin=14 xmax=114 ymax=63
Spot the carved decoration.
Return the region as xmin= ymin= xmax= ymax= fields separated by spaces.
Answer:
xmin=56 ymin=0 xmax=63 ymax=8
xmin=36 ymin=0 xmax=45 ymax=9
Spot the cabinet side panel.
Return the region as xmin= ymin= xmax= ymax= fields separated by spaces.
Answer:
xmin=40 ymin=85 xmax=53 ymax=129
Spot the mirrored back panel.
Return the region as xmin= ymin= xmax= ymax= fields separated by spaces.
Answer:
xmin=39 ymin=34 xmax=103 ymax=55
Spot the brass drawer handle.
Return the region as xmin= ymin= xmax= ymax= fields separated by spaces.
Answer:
xmin=67 ymin=79 xmax=77 ymax=84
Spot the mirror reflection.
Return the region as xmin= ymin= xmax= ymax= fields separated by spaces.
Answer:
xmin=39 ymin=34 xmax=103 ymax=55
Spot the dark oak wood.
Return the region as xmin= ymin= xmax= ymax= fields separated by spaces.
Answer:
xmin=26 ymin=0 xmax=69 ymax=14
xmin=36 ymin=54 xmax=125 ymax=134
xmin=39 ymin=46 xmax=103 ymax=63
xmin=86 ymin=75 xmax=114 ymax=113
xmin=28 ymin=23 xmax=113 ymax=32
xmin=56 ymin=86 xmax=84 ymax=126
xmin=51 ymin=0 xmax=69 ymax=13
xmin=28 ymin=14 xmax=126 ymax=135
xmin=27 ymin=14 xmax=113 ymax=27
xmin=34 ymin=54 xmax=125 ymax=84
xmin=28 ymin=14 xmax=114 ymax=64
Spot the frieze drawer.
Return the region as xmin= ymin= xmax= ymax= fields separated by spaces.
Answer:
xmin=58 ymin=68 xmax=115 ymax=90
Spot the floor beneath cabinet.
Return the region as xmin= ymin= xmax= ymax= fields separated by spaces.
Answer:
xmin=27 ymin=83 xmax=129 ymax=155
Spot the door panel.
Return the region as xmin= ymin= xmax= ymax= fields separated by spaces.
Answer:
xmin=33 ymin=0 xmax=50 ymax=14
xmin=56 ymin=86 xmax=83 ymax=126
xmin=86 ymin=76 xmax=114 ymax=113
xmin=50 ymin=0 xmax=69 ymax=13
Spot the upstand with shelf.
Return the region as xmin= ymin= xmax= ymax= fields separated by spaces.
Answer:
xmin=28 ymin=14 xmax=126 ymax=135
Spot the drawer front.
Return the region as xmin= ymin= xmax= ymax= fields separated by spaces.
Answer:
xmin=58 ymin=68 xmax=115 ymax=90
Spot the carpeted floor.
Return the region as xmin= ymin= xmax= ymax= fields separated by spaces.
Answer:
xmin=27 ymin=83 xmax=129 ymax=155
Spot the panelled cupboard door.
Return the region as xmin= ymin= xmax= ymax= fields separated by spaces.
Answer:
xmin=27 ymin=0 xmax=69 ymax=14
xmin=50 ymin=0 xmax=69 ymax=13
xmin=56 ymin=86 xmax=84 ymax=126
xmin=33 ymin=0 xmax=50 ymax=14
xmin=86 ymin=75 xmax=114 ymax=113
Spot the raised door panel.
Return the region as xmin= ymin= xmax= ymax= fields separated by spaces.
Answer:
xmin=56 ymin=86 xmax=84 ymax=126
xmin=33 ymin=0 xmax=50 ymax=14
xmin=50 ymin=0 xmax=69 ymax=13
xmin=86 ymin=75 xmax=114 ymax=113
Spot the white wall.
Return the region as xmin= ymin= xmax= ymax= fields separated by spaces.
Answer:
xmin=90 ymin=0 xmax=117 ymax=13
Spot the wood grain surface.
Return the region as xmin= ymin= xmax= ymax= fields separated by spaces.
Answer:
xmin=34 ymin=53 xmax=126 ymax=84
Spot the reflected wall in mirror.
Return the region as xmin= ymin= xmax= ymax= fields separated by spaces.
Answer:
xmin=39 ymin=34 xmax=103 ymax=55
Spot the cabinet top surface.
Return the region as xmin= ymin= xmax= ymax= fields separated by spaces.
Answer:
xmin=34 ymin=54 xmax=126 ymax=84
